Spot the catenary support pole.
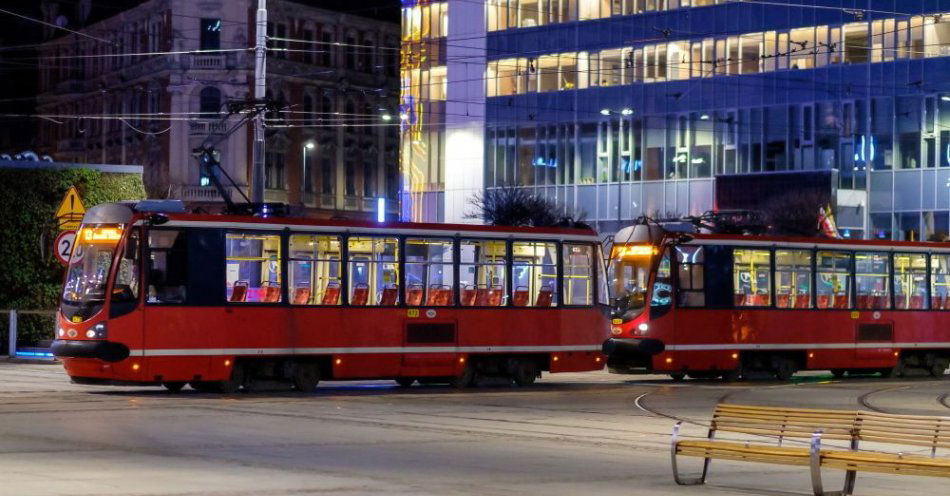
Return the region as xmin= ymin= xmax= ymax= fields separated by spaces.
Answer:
xmin=8 ymin=310 xmax=17 ymax=357
xmin=251 ymin=0 xmax=267 ymax=204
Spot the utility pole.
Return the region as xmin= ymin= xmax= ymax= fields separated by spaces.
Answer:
xmin=251 ymin=0 xmax=267 ymax=204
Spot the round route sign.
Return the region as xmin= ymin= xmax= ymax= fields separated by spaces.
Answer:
xmin=54 ymin=230 xmax=77 ymax=266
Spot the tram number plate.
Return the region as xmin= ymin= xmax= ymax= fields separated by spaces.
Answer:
xmin=406 ymin=309 xmax=420 ymax=318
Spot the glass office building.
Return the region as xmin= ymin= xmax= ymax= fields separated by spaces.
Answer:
xmin=401 ymin=0 xmax=950 ymax=240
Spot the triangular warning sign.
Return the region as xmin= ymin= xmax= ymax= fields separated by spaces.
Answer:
xmin=55 ymin=186 xmax=85 ymax=220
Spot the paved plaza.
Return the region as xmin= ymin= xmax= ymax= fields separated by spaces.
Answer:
xmin=0 ymin=362 xmax=947 ymax=495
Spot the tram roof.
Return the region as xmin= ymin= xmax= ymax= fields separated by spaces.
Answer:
xmin=680 ymin=233 xmax=950 ymax=253
xmin=94 ymin=202 xmax=600 ymax=241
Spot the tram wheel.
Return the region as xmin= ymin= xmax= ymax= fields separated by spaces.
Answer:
xmin=512 ymin=360 xmax=538 ymax=387
xmin=773 ymin=358 xmax=797 ymax=381
xmin=930 ymin=358 xmax=949 ymax=378
xmin=450 ymin=363 xmax=475 ymax=389
xmin=292 ymin=363 xmax=320 ymax=393
xmin=217 ymin=364 xmax=245 ymax=393
xmin=831 ymin=369 xmax=846 ymax=379
xmin=163 ymin=381 xmax=186 ymax=393
xmin=669 ymin=373 xmax=686 ymax=382
xmin=395 ymin=377 xmax=415 ymax=387
xmin=720 ymin=368 xmax=742 ymax=382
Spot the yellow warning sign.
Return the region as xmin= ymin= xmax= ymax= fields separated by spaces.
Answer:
xmin=55 ymin=186 xmax=85 ymax=231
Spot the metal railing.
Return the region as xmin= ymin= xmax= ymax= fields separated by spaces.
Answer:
xmin=1 ymin=310 xmax=56 ymax=359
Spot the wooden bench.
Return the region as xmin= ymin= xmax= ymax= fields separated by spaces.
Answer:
xmin=671 ymin=403 xmax=950 ymax=495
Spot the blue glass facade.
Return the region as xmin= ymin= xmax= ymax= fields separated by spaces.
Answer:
xmin=402 ymin=1 xmax=950 ymax=239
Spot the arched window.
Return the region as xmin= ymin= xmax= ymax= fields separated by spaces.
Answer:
xmin=345 ymin=98 xmax=357 ymax=132
xmin=199 ymin=87 xmax=221 ymax=118
xmin=321 ymin=93 xmax=334 ymax=115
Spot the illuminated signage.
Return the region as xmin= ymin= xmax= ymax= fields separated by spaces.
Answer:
xmin=79 ymin=227 xmax=123 ymax=243
xmin=612 ymin=245 xmax=657 ymax=258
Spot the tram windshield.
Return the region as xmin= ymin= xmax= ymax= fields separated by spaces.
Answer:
xmin=609 ymin=244 xmax=657 ymax=320
xmin=61 ymin=225 xmax=124 ymax=320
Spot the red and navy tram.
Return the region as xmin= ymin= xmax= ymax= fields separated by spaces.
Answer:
xmin=603 ymin=223 xmax=950 ymax=381
xmin=52 ymin=201 xmax=609 ymax=392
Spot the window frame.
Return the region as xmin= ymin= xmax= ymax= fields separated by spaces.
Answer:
xmin=892 ymin=251 xmax=930 ymax=311
xmin=511 ymin=239 xmax=561 ymax=308
xmin=731 ymin=246 xmax=773 ymax=308
xmin=287 ymin=233 xmax=344 ymax=306
xmin=773 ymin=247 xmax=814 ymax=310
xmin=853 ymin=250 xmax=892 ymax=310
xmin=814 ymin=249 xmax=855 ymax=310
xmin=458 ymin=236 xmax=512 ymax=308
xmin=403 ymin=236 xmax=457 ymax=307
xmin=224 ymin=230 xmax=284 ymax=305
xmin=562 ymin=241 xmax=598 ymax=308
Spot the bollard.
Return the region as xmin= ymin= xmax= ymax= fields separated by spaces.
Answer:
xmin=8 ymin=310 xmax=16 ymax=358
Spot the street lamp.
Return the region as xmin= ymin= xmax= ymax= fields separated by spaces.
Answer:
xmin=303 ymin=141 xmax=315 ymax=193
xmin=381 ymin=113 xmax=392 ymax=122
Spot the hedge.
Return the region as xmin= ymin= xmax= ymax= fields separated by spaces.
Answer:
xmin=0 ymin=168 xmax=144 ymax=348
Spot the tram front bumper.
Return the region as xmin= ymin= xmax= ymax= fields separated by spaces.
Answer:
xmin=51 ymin=339 xmax=130 ymax=363
xmin=602 ymin=338 xmax=665 ymax=373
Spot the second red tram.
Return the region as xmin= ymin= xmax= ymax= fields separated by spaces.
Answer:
xmin=52 ymin=201 xmax=609 ymax=392
xmin=603 ymin=223 xmax=950 ymax=380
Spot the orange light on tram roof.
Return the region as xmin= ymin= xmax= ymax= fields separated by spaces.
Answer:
xmin=79 ymin=226 xmax=123 ymax=243
xmin=613 ymin=245 xmax=657 ymax=258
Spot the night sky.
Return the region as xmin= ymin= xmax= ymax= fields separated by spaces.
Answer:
xmin=0 ymin=0 xmax=399 ymax=151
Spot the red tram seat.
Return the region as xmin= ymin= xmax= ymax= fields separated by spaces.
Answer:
xmin=750 ymin=294 xmax=768 ymax=306
xmin=776 ymin=294 xmax=791 ymax=308
xmin=322 ymin=282 xmax=341 ymax=305
xmin=934 ymin=295 xmax=947 ymax=310
xmin=857 ymin=295 xmax=871 ymax=309
xmin=512 ymin=287 xmax=530 ymax=307
xmin=351 ymin=284 xmax=369 ymax=306
xmin=817 ymin=294 xmax=831 ymax=308
xmin=432 ymin=287 xmax=452 ymax=306
xmin=874 ymin=295 xmax=889 ymax=309
xmin=425 ymin=285 xmax=443 ymax=306
xmin=474 ymin=286 xmax=490 ymax=306
xmin=734 ymin=294 xmax=746 ymax=307
xmin=833 ymin=294 xmax=849 ymax=309
xmin=406 ymin=285 xmax=424 ymax=306
xmin=486 ymin=286 xmax=504 ymax=306
xmin=379 ymin=285 xmax=398 ymax=306
xmin=262 ymin=284 xmax=281 ymax=303
xmin=910 ymin=295 xmax=924 ymax=310
xmin=794 ymin=294 xmax=810 ymax=309
xmin=230 ymin=281 xmax=248 ymax=302
xmin=536 ymin=286 xmax=554 ymax=307
xmin=292 ymin=286 xmax=311 ymax=305
xmin=461 ymin=286 xmax=477 ymax=306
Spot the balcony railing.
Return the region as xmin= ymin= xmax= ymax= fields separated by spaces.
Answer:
xmin=190 ymin=53 xmax=224 ymax=69
xmin=178 ymin=185 xmax=246 ymax=203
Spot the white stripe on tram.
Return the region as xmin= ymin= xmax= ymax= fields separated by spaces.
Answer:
xmin=129 ymin=344 xmax=603 ymax=357
xmin=665 ymin=342 xmax=950 ymax=351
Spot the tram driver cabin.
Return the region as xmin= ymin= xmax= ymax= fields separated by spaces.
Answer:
xmin=52 ymin=201 xmax=609 ymax=392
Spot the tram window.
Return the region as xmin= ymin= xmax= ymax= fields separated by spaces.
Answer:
xmin=512 ymin=241 xmax=558 ymax=307
xmin=113 ymin=228 xmax=141 ymax=302
xmin=676 ymin=246 xmax=705 ymax=307
xmin=816 ymin=251 xmax=852 ymax=309
xmin=855 ymin=252 xmax=890 ymax=309
xmin=405 ymin=238 xmax=454 ymax=306
xmin=225 ymin=233 xmax=282 ymax=303
xmin=563 ymin=244 xmax=593 ymax=306
xmin=894 ymin=253 xmax=928 ymax=310
xmin=347 ymin=236 xmax=399 ymax=305
xmin=931 ymin=254 xmax=950 ymax=310
xmin=459 ymin=240 xmax=507 ymax=306
xmin=147 ymin=229 xmax=188 ymax=304
xmin=288 ymin=235 xmax=341 ymax=305
xmin=733 ymin=249 xmax=770 ymax=307
xmin=775 ymin=250 xmax=812 ymax=309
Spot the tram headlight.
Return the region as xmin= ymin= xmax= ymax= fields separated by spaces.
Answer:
xmin=57 ymin=328 xmax=65 ymax=338
xmin=92 ymin=323 xmax=107 ymax=339
xmin=637 ymin=323 xmax=649 ymax=333
xmin=85 ymin=330 xmax=96 ymax=338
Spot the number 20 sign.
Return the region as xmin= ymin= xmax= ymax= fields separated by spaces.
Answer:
xmin=54 ymin=230 xmax=78 ymax=266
